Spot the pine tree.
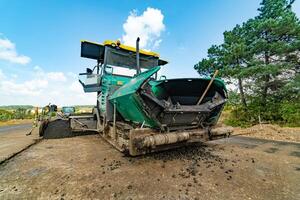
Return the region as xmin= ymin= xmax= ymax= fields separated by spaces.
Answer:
xmin=194 ymin=0 xmax=300 ymax=124
xmin=194 ymin=25 xmax=251 ymax=108
xmin=249 ymin=0 xmax=300 ymax=107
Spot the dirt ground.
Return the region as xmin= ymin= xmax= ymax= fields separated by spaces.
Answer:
xmin=233 ymin=124 xmax=300 ymax=143
xmin=0 ymin=134 xmax=299 ymax=200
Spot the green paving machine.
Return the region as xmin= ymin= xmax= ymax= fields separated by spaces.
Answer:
xmin=40 ymin=37 xmax=231 ymax=155
xmin=75 ymin=38 xmax=231 ymax=155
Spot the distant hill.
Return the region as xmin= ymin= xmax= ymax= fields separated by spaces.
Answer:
xmin=73 ymin=105 xmax=94 ymax=108
xmin=0 ymin=105 xmax=34 ymax=110
xmin=0 ymin=105 xmax=94 ymax=110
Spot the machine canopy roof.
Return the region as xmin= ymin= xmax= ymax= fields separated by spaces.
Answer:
xmin=81 ymin=40 xmax=168 ymax=69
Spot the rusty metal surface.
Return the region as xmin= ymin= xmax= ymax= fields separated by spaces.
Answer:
xmin=142 ymin=132 xmax=190 ymax=147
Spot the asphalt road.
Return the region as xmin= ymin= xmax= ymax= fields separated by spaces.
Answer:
xmin=0 ymin=124 xmax=32 ymax=134
xmin=213 ymin=135 xmax=300 ymax=151
xmin=0 ymin=123 xmax=38 ymax=164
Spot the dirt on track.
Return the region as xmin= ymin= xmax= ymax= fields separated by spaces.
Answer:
xmin=0 ymin=134 xmax=299 ymax=200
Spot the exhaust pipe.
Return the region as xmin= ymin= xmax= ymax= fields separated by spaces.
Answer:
xmin=136 ymin=37 xmax=141 ymax=74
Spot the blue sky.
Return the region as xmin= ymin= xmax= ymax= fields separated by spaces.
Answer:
xmin=0 ymin=0 xmax=299 ymax=106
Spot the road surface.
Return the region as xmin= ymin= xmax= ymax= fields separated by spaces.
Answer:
xmin=0 ymin=124 xmax=32 ymax=134
xmin=0 ymin=132 xmax=299 ymax=200
xmin=0 ymin=123 xmax=39 ymax=164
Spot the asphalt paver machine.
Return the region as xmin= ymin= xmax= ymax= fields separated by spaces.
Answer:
xmin=41 ymin=38 xmax=232 ymax=156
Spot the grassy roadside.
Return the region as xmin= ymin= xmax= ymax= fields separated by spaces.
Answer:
xmin=0 ymin=119 xmax=33 ymax=127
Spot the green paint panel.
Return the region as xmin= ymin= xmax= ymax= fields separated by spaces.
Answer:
xmin=99 ymin=74 xmax=131 ymax=115
xmin=109 ymin=66 xmax=160 ymax=127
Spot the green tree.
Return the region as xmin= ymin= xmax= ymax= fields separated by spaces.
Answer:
xmin=14 ymin=108 xmax=27 ymax=119
xmin=194 ymin=24 xmax=251 ymax=108
xmin=195 ymin=0 xmax=300 ymax=125
xmin=247 ymin=0 xmax=300 ymax=107
xmin=0 ymin=109 xmax=13 ymax=121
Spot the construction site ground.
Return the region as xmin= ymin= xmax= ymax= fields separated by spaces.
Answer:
xmin=0 ymin=123 xmax=39 ymax=163
xmin=232 ymin=124 xmax=300 ymax=143
xmin=0 ymin=126 xmax=299 ymax=200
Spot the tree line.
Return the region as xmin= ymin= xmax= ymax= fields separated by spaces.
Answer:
xmin=194 ymin=0 xmax=300 ymax=126
xmin=0 ymin=108 xmax=34 ymax=121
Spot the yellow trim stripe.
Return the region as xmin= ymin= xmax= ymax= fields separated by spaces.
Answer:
xmin=104 ymin=40 xmax=160 ymax=57
xmin=81 ymin=39 xmax=160 ymax=57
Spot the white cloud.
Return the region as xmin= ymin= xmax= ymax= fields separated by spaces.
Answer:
xmin=67 ymin=72 xmax=77 ymax=79
xmin=122 ymin=7 xmax=165 ymax=50
xmin=0 ymin=36 xmax=31 ymax=65
xmin=0 ymin=67 xmax=96 ymax=106
xmin=0 ymin=38 xmax=14 ymax=49
xmin=11 ymin=74 xmax=18 ymax=79
xmin=153 ymin=39 xmax=162 ymax=49
xmin=47 ymin=72 xmax=67 ymax=82
xmin=69 ymin=81 xmax=83 ymax=93
xmin=34 ymin=65 xmax=42 ymax=71
xmin=24 ymin=79 xmax=48 ymax=90
xmin=0 ymin=69 xmax=6 ymax=80
xmin=0 ymin=71 xmax=48 ymax=96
